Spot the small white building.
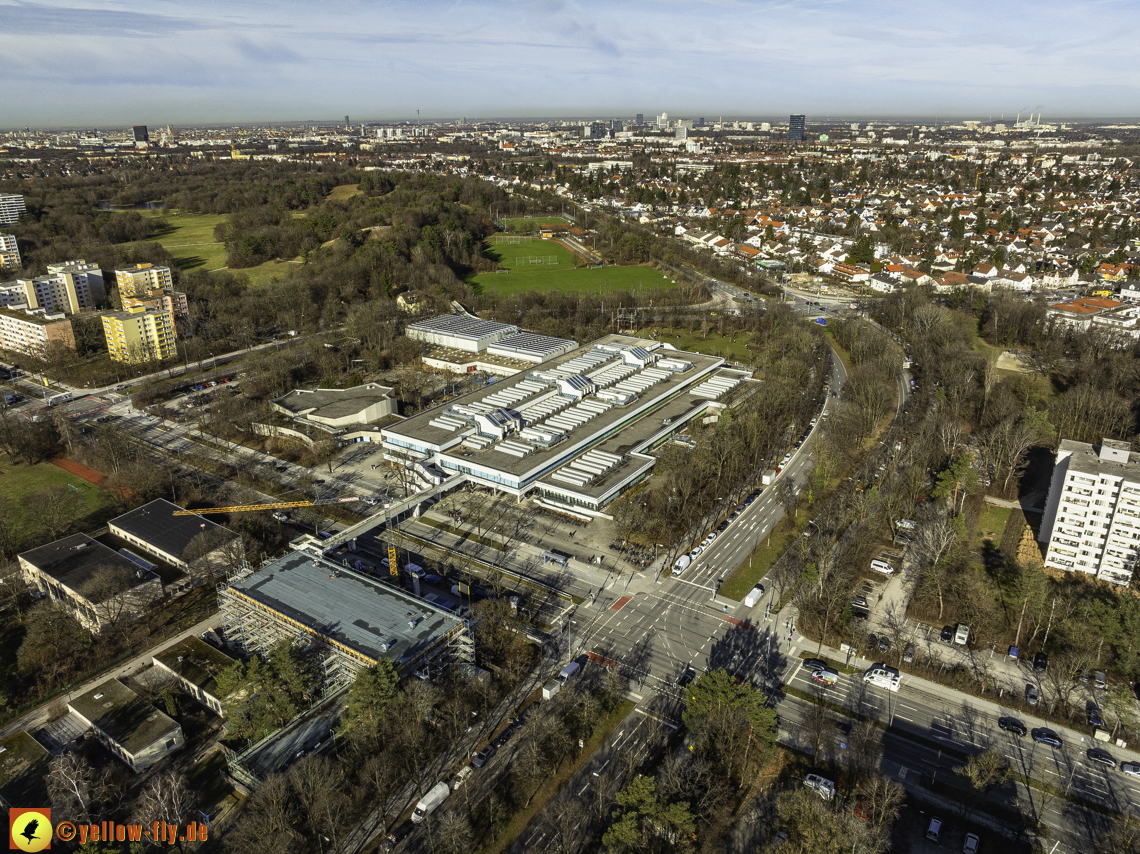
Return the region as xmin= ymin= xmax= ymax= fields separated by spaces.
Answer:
xmin=68 ymin=679 xmax=184 ymax=772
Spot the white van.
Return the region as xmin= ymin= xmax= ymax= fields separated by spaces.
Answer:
xmin=672 ymin=555 xmax=692 ymax=576
xmin=954 ymin=624 xmax=970 ymax=645
xmin=869 ymin=559 xmax=895 ymax=575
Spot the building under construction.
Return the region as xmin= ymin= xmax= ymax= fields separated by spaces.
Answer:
xmin=217 ymin=550 xmax=473 ymax=693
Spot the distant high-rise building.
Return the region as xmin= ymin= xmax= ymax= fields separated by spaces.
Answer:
xmin=583 ymin=122 xmax=606 ymax=140
xmin=760 ymin=122 xmax=771 ymax=132
xmin=0 ymin=194 xmax=26 ymax=226
xmin=132 ymin=125 xmax=149 ymax=143
xmin=657 ymin=112 xmax=669 ymax=130
xmin=788 ymin=115 xmax=806 ymax=141
xmin=0 ymin=234 xmax=19 ymax=271
xmin=635 ymin=113 xmax=644 ymax=125
xmin=675 ymin=127 xmax=688 ymax=140
xmin=698 ymin=117 xmax=705 ymax=126
xmin=345 ymin=115 xmax=350 ymax=127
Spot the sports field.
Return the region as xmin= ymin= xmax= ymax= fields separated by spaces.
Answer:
xmin=132 ymin=212 xmax=229 ymax=272
xmin=484 ymin=238 xmax=578 ymax=271
xmin=471 ymin=264 xmax=677 ymax=297
xmin=0 ymin=460 xmax=111 ymax=521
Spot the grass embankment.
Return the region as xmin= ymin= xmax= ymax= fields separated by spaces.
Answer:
xmin=498 ymin=216 xmax=573 ymax=231
xmin=476 ymin=699 xmax=636 ymax=854
xmin=136 ymin=212 xmax=229 ymax=271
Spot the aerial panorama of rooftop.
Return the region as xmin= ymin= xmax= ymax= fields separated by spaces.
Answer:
xmin=383 ymin=321 xmax=753 ymax=513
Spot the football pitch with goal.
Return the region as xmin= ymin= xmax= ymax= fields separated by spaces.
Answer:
xmin=483 ymin=238 xmax=578 ymax=271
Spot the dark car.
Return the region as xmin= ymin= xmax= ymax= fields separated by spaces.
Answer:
xmin=903 ymin=643 xmax=916 ymax=663
xmin=493 ymin=728 xmax=513 ymax=748
xmin=940 ymin=625 xmax=954 ymax=643
xmin=879 ymin=636 xmax=891 ymax=652
xmin=387 ymin=820 xmax=414 ymax=845
xmin=677 ymin=667 xmax=697 ymax=687
xmin=1088 ymin=747 xmax=1116 ymax=768
xmin=867 ymin=633 xmax=879 ymax=651
xmin=1088 ymin=704 xmax=1104 ymax=727
xmin=424 ymin=574 xmax=443 ymax=586
xmin=852 ymin=596 xmax=868 ymax=608
xmin=1034 ymin=652 xmax=1049 ymax=672
xmin=801 ymin=658 xmax=828 ymax=673
xmin=472 ymin=744 xmax=496 ymax=768
xmin=717 ymin=521 xmax=729 ymax=533
xmin=998 ymin=717 xmax=1027 ymax=737
xmin=1025 ymin=683 xmax=1039 ymax=706
xmin=1032 ymin=728 xmax=1063 ymax=748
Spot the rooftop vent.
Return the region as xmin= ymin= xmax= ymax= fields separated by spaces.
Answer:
xmin=93 ymin=692 xmax=104 ymax=700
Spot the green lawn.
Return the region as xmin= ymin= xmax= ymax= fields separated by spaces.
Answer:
xmin=132 ymin=212 xmax=229 ymax=272
xmin=634 ymin=327 xmax=757 ymax=362
xmin=0 ymin=461 xmax=110 ymax=521
xmin=499 ymin=215 xmax=573 ymax=231
xmin=484 ymin=238 xmax=578 ymax=272
xmin=471 ymin=264 xmax=675 ymax=298
xmin=241 ymin=259 xmax=301 ymax=285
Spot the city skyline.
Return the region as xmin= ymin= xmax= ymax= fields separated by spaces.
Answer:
xmin=3 ymin=0 xmax=1140 ymax=126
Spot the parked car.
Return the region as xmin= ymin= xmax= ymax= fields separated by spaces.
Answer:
xmin=803 ymin=774 xmax=836 ymax=800
xmin=1033 ymin=652 xmax=1049 ymax=672
xmin=878 ymin=636 xmax=891 ymax=652
xmin=926 ymin=817 xmax=942 ymax=842
xmin=903 ymin=643 xmax=915 ymax=663
xmin=940 ymin=625 xmax=955 ymax=643
xmin=866 ymin=633 xmax=879 ymax=651
xmin=1025 ymin=684 xmax=1039 ymax=706
xmin=998 ymin=717 xmax=1027 ymax=737
xmin=1088 ymin=704 xmax=1104 ymax=728
xmin=386 ymin=820 xmax=414 ymax=845
xmin=962 ymin=833 xmax=981 ymax=854
xmin=1121 ymin=761 xmax=1140 ymax=778
xmin=471 ymin=744 xmax=496 ymax=768
xmin=851 ymin=596 xmax=868 ymax=608
xmin=801 ymin=658 xmax=828 ymax=673
xmin=954 ymin=623 xmax=970 ymax=645
xmin=1032 ymin=728 xmax=1062 ymax=748
xmin=1088 ymin=748 xmax=1116 ymax=768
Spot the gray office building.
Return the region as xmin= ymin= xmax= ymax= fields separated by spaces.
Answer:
xmin=788 ymin=115 xmax=806 ymax=141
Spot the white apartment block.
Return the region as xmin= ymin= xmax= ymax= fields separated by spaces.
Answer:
xmin=1039 ymin=438 xmax=1140 ymax=586
xmin=0 ymin=234 xmax=19 ymax=270
xmin=115 ymin=263 xmax=173 ymax=297
xmin=0 ymin=195 xmax=25 ymax=227
xmin=0 ymin=261 xmax=103 ymax=315
xmin=0 ymin=307 xmax=75 ymax=358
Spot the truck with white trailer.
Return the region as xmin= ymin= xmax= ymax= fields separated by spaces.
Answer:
xmin=412 ymin=781 xmax=450 ymax=823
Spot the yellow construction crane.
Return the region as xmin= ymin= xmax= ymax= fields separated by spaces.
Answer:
xmin=172 ymin=496 xmax=361 ymax=516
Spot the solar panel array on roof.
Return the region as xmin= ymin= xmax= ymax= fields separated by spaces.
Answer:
xmin=551 ymin=449 xmax=625 ymax=487
xmin=406 ymin=314 xmax=517 ymax=341
xmin=690 ymin=374 xmax=742 ymax=399
xmin=488 ymin=332 xmax=576 ymax=360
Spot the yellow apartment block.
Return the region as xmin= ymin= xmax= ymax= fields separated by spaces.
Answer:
xmin=115 ymin=263 xmax=173 ymax=298
xmin=102 ymin=305 xmax=176 ymax=364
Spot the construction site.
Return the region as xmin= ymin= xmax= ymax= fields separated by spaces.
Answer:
xmin=217 ymin=550 xmax=474 ymax=692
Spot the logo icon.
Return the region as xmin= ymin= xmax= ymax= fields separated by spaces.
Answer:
xmin=9 ymin=809 xmax=52 ymax=851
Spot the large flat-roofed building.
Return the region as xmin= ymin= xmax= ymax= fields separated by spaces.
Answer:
xmin=18 ymin=534 xmax=163 ymax=632
xmin=152 ymin=636 xmax=235 ymax=716
xmin=410 ymin=313 xmax=577 ymax=376
xmin=45 ymin=260 xmax=105 ymax=310
xmin=218 ymin=551 xmax=472 ymax=689
xmin=0 ymin=234 xmax=19 ymax=271
xmin=68 ymin=678 xmax=184 ymax=772
xmin=102 ymin=305 xmax=176 ymax=363
xmin=382 ymin=334 xmax=743 ymax=514
xmin=1040 ymin=438 xmax=1140 ymax=586
xmin=122 ymin=288 xmax=188 ymax=319
xmin=407 ymin=314 xmax=519 ymax=352
xmin=0 ymin=307 xmax=75 ymax=358
xmin=272 ymin=383 xmax=397 ymax=428
xmin=0 ymin=194 xmax=25 ymax=226
xmin=109 ymin=498 xmax=242 ymax=578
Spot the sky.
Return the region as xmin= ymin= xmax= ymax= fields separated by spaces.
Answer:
xmin=3 ymin=0 xmax=1140 ymax=128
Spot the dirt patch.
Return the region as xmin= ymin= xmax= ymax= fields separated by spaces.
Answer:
xmin=50 ymin=456 xmax=107 ymax=487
